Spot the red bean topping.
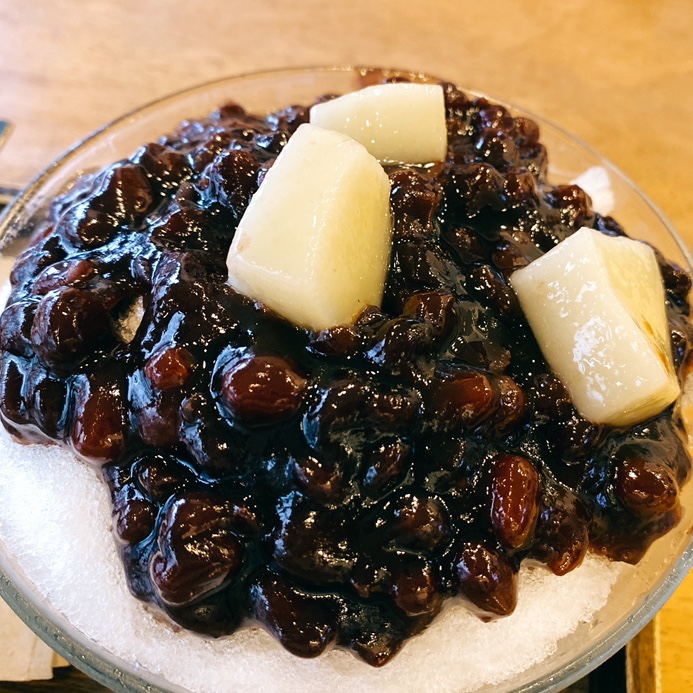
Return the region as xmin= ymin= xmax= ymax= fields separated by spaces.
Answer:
xmin=473 ymin=103 xmax=515 ymax=134
xmin=467 ymin=264 xmax=521 ymax=320
xmin=308 ymin=324 xmax=361 ymax=356
xmin=429 ymin=371 xmax=498 ymax=432
xmin=132 ymin=142 xmax=191 ymax=193
xmin=134 ymin=453 xmax=195 ymax=504
xmin=365 ymin=388 xmax=421 ymax=428
xmin=361 ymin=438 xmax=410 ymax=498
xmin=531 ymin=486 xmax=589 ymax=576
xmin=402 ymin=290 xmax=456 ymax=338
xmin=546 ymin=184 xmax=593 ymax=229
xmin=1 ymin=79 xmax=691 ymax=665
xmin=394 ymin=240 xmax=451 ymax=289
xmin=219 ymin=355 xmax=307 ymax=424
xmin=207 ymin=149 xmax=259 ymax=216
xmin=250 ymin=570 xmax=338 ymax=659
xmin=504 ymin=166 xmax=539 ymax=207
xmin=0 ymin=355 xmax=29 ymax=426
xmin=474 ymin=128 xmax=520 ymax=169
xmin=151 ymin=492 xmax=243 ymax=607
xmin=514 ymin=116 xmax=540 ymax=146
xmin=448 ymin=162 xmax=506 ymax=216
xmin=490 ymin=375 xmax=527 ymax=435
xmin=33 ymin=259 xmax=96 ymax=295
xmin=302 ymin=379 xmax=368 ymax=450
xmin=104 ymin=465 xmax=157 ymax=546
xmin=115 ymin=495 xmax=157 ymax=545
xmin=271 ymin=495 xmax=353 ymax=584
xmin=454 ymin=541 xmax=518 ymax=616
xmin=389 ymin=168 xmax=442 ymax=237
xmin=518 ymin=141 xmax=548 ymax=178
xmin=530 ymin=373 xmax=572 ymax=418
xmin=69 ymin=367 xmax=128 ymax=464
xmin=93 ymin=163 xmax=154 ymax=221
xmin=292 ymin=454 xmax=348 ymax=505
xmin=615 ymin=454 xmax=679 ymax=517
xmin=268 ymin=104 xmax=310 ymax=133
xmin=365 ymin=317 xmax=432 ymax=375
xmin=489 ymin=453 xmax=540 ymax=549
xmin=24 ymin=361 xmax=68 ymax=438
xmin=553 ymin=413 xmax=602 ymax=460
xmin=441 ymin=81 xmax=471 ymax=113
xmin=134 ymin=389 xmax=185 ymax=449
xmin=145 ymin=346 xmax=196 ymax=390
xmin=0 ymin=300 xmax=37 ymax=357
xmin=56 ymin=204 xmax=119 ymax=249
xmin=391 ymin=493 xmax=450 ymax=552
xmin=445 ymin=226 xmax=485 ymax=264
xmin=30 ymin=287 xmax=114 ymax=373
xmin=491 ymin=242 xmax=529 ymax=279
xmin=150 ymin=205 xmax=208 ymax=251
xmin=390 ymin=559 xmax=442 ymax=616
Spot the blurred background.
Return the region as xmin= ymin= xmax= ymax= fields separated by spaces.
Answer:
xmin=0 ymin=0 xmax=692 ymax=690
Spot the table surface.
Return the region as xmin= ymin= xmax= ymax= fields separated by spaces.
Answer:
xmin=0 ymin=0 xmax=692 ymax=691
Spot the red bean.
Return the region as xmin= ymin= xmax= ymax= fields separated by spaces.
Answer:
xmin=69 ymin=367 xmax=128 ymax=464
xmin=454 ymin=541 xmax=518 ymax=616
xmin=30 ymin=287 xmax=114 ymax=373
xmin=151 ymin=492 xmax=243 ymax=607
xmin=250 ymin=570 xmax=338 ymax=659
xmin=361 ymin=439 xmax=410 ymax=498
xmin=429 ymin=371 xmax=498 ymax=432
xmin=219 ymin=355 xmax=306 ymax=424
xmin=615 ymin=454 xmax=679 ymax=517
xmin=390 ymin=559 xmax=442 ymax=616
xmin=489 ymin=453 xmax=540 ymax=549
xmin=145 ymin=346 xmax=196 ymax=390
xmin=391 ymin=493 xmax=450 ymax=552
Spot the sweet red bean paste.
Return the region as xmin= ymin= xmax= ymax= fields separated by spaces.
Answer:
xmin=1 ymin=81 xmax=692 ymax=666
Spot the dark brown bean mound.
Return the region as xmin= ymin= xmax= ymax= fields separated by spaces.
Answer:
xmin=0 ymin=80 xmax=691 ymax=666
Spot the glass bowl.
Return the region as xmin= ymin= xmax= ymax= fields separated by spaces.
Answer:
xmin=0 ymin=66 xmax=691 ymax=693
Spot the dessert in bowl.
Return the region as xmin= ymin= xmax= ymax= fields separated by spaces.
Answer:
xmin=0 ymin=66 xmax=692 ymax=693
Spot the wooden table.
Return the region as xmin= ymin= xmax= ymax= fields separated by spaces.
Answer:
xmin=0 ymin=0 xmax=692 ymax=690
